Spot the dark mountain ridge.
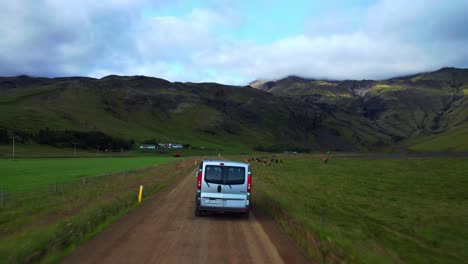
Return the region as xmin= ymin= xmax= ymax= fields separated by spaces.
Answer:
xmin=0 ymin=67 xmax=467 ymax=152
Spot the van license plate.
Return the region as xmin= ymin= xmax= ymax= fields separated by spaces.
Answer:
xmin=204 ymin=199 xmax=221 ymax=205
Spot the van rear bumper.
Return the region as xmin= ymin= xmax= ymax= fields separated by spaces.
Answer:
xmin=199 ymin=205 xmax=250 ymax=213
xmin=196 ymin=191 xmax=250 ymax=213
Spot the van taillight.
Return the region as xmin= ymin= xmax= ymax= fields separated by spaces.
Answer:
xmin=197 ymin=171 xmax=202 ymax=190
xmin=247 ymin=173 xmax=251 ymax=192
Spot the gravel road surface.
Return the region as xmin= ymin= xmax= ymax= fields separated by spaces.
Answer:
xmin=62 ymin=169 xmax=310 ymax=264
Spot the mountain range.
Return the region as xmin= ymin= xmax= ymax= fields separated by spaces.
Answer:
xmin=0 ymin=67 xmax=467 ymax=153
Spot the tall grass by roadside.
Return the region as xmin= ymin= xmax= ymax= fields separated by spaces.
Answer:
xmin=0 ymin=159 xmax=196 ymax=263
xmin=252 ymin=155 xmax=468 ymax=263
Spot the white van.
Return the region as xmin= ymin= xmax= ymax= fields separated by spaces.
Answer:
xmin=195 ymin=160 xmax=251 ymax=218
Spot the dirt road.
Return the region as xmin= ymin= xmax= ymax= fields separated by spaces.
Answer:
xmin=62 ymin=169 xmax=310 ymax=264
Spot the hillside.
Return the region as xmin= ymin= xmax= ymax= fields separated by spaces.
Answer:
xmin=0 ymin=75 xmax=379 ymax=153
xmin=0 ymin=68 xmax=467 ymax=153
xmin=250 ymin=67 xmax=468 ymax=151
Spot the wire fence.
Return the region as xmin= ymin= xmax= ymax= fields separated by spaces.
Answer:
xmin=0 ymin=159 xmax=197 ymax=264
xmin=1 ymin=168 xmax=136 ymax=208
xmin=0 ymin=160 xmax=194 ymax=210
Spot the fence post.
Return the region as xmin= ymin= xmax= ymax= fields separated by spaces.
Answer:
xmin=55 ymin=182 xmax=58 ymax=193
xmin=138 ymin=185 xmax=144 ymax=204
xmin=82 ymin=177 xmax=86 ymax=185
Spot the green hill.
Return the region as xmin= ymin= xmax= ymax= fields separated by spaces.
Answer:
xmin=250 ymin=68 xmax=468 ymax=151
xmin=0 ymin=68 xmax=467 ymax=153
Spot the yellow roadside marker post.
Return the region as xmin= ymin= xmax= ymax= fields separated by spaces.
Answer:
xmin=138 ymin=185 xmax=143 ymax=204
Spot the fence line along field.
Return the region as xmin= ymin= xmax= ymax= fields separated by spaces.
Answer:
xmin=0 ymin=157 xmax=177 ymax=193
xmin=251 ymin=156 xmax=468 ymax=263
xmin=0 ymin=157 xmax=197 ymax=263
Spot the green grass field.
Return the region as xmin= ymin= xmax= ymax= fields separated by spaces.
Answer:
xmin=252 ymin=155 xmax=468 ymax=263
xmin=0 ymin=158 xmax=196 ymax=263
xmin=0 ymin=157 xmax=177 ymax=192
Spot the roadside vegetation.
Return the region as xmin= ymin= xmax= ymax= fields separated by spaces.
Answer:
xmin=0 ymin=158 xmax=196 ymax=263
xmin=252 ymin=155 xmax=468 ymax=263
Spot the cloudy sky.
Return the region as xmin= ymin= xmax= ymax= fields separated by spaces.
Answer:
xmin=0 ymin=0 xmax=467 ymax=84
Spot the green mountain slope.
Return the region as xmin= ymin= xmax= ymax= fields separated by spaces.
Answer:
xmin=0 ymin=75 xmax=381 ymax=152
xmin=1 ymin=68 xmax=467 ymax=153
xmin=250 ymin=67 xmax=468 ymax=151
xmin=407 ymin=124 xmax=468 ymax=151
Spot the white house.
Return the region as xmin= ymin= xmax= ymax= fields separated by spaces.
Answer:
xmin=139 ymin=144 xmax=156 ymax=149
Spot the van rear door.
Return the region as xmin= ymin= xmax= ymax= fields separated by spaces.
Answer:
xmin=222 ymin=165 xmax=248 ymax=210
xmin=201 ymin=164 xmax=224 ymax=208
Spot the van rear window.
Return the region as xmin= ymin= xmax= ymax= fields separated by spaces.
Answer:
xmin=204 ymin=165 xmax=246 ymax=185
xmin=205 ymin=166 xmax=224 ymax=184
xmin=226 ymin=167 xmax=245 ymax=184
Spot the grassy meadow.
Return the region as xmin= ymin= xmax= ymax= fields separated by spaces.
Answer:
xmin=0 ymin=144 xmax=86 ymax=158
xmin=252 ymin=155 xmax=468 ymax=263
xmin=0 ymin=157 xmax=196 ymax=263
xmin=0 ymin=156 xmax=178 ymax=192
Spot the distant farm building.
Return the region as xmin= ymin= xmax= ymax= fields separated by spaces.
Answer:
xmin=139 ymin=144 xmax=156 ymax=149
xmin=158 ymin=143 xmax=184 ymax=149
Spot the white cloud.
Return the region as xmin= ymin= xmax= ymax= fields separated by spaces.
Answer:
xmin=135 ymin=8 xmax=223 ymax=62
xmin=182 ymin=0 xmax=468 ymax=82
xmin=0 ymin=0 xmax=141 ymax=76
xmin=0 ymin=0 xmax=467 ymax=84
xmin=190 ymin=33 xmax=435 ymax=81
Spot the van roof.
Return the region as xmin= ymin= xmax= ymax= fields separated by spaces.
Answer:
xmin=202 ymin=160 xmax=249 ymax=166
